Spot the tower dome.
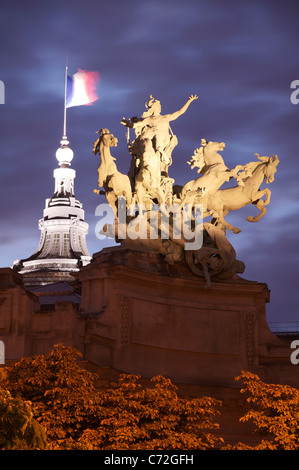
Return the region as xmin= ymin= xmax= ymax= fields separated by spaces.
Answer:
xmin=13 ymin=137 xmax=91 ymax=287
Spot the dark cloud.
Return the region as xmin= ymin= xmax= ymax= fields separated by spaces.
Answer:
xmin=0 ymin=0 xmax=298 ymax=323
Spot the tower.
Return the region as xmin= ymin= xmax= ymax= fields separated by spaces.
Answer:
xmin=13 ymin=135 xmax=91 ymax=287
xmin=13 ymin=63 xmax=100 ymax=286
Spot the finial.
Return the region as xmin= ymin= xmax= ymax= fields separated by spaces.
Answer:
xmin=56 ymin=136 xmax=74 ymax=167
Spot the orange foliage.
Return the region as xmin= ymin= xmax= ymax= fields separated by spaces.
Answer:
xmin=3 ymin=346 xmax=299 ymax=450
xmin=224 ymin=370 xmax=299 ymax=450
xmin=4 ymin=345 xmax=101 ymax=444
xmin=4 ymin=345 xmax=223 ymax=450
xmin=69 ymin=373 xmax=223 ymax=450
xmin=0 ymin=370 xmax=47 ymax=450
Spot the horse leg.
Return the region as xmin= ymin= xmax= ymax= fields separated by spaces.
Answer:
xmin=246 ymin=188 xmax=271 ymax=223
xmin=247 ymin=199 xmax=267 ymax=222
xmin=123 ymin=178 xmax=133 ymax=207
xmin=213 ymin=208 xmax=241 ymax=234
xmin=252 ymin=187 xmax=271 ymax=205
xmin=263 ymin=187 xmax=271 ymax=205
xmin=106 ymin=192 xmax=118 ymax=218
xmin=97 ymin=166 xmax=105 ymax=188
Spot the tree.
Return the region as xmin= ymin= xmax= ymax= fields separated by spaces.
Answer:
xmin=4 ymin=345 xmax=223 ymax=450
xmin=224 ymin=370 xmax=299 ymax=450
xmin=5 ymin=344 xmax=101 ymax=445
xmin=4 ymin=347 xmax=299 ymax=450
xmin=0 ymin=369 xmax=47 ymax=450
xmin=66 ymin=374 xmax=223 ymax=450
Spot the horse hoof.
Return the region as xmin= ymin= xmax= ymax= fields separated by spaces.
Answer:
xmin=233 ymin=228 xmax=241 ymax=234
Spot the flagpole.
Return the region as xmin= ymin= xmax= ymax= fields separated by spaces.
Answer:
xmin=63 ymin=58 xmax=68 ymax=140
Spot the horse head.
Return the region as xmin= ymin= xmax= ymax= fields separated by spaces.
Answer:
xmin=93 ymin=129 xmax=118 ymax=159
xmin=97 ymin=129 xmax=118 ymax=148
xmin=202 ymin=139 xmax=226 ymax=154
xmin=188 ymin=139 xmax=226 ymax=172
xmin=257 ymin=153 xmax=279 ymax=183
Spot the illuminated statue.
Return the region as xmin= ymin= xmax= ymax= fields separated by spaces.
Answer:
xmin=93 ymin=128 xmax=132 ymax=216
xmin=121 ymin=94 xmax=198 ymax=174
xmin=92 ymin=95 xmax=279 ymax=287
xmin=121 ymin=95 xmax=198 ymax=205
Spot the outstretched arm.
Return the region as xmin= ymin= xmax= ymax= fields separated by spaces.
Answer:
xmin=168 ymin=94 xmax=198 ymax=122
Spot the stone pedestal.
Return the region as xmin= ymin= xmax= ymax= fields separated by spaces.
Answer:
xmin=0 ymin=269 xmax=39 ymax=360
xmin=78 ymin=248 xmax=298 ymax=388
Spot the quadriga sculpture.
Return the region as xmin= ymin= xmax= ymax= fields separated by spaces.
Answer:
xmin=92 ymin=94 xmax=279 ymax=287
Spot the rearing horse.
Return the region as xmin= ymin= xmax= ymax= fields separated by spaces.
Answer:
xmin=204 ymin=154 xmax=279 ymax=233
xmin=180 ymin=140 xmax=246 ymax=206
xmin=93 ymin=129 xmax=132 ymax=216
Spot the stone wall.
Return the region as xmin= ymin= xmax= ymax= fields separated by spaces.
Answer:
xmin=78 ymin=249 xmax=299 ymax=389
xmin=0 ymin=269 xmax=37 ymax=360
xmin=0 ymin=253 xmax=298 ymax=392
xmin=0 ymin=268 xmax=82 ymax=361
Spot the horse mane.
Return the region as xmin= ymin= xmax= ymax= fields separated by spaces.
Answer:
xmin=240 ymin=160 xmax=265 ymax=181
xmin=93 ymin=129 xmax=112 ymax=156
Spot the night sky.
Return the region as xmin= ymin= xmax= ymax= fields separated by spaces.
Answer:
xmin=0 ymin=0 xmax=298 ymax=324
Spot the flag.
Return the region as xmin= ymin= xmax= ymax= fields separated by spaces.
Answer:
xmin=66 ymin=69 xmax=100 ymax=108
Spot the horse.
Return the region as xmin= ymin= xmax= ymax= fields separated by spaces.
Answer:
xmin=93 ymin=129 xmax=132 ymax=217
xmin=180 ymin=140 xmax=246 ymax=206
xmin=204 ymin=154 xmax=279 ymax=233
xmin=132 ymin=126 xmax=166 ymax=207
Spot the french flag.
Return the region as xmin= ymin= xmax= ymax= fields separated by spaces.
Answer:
xmin=66 ymin=69 xmax=100 ymax=108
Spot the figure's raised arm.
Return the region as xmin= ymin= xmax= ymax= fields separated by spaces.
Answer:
xmin=168 ymin=94 xmax=198 ymax=122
